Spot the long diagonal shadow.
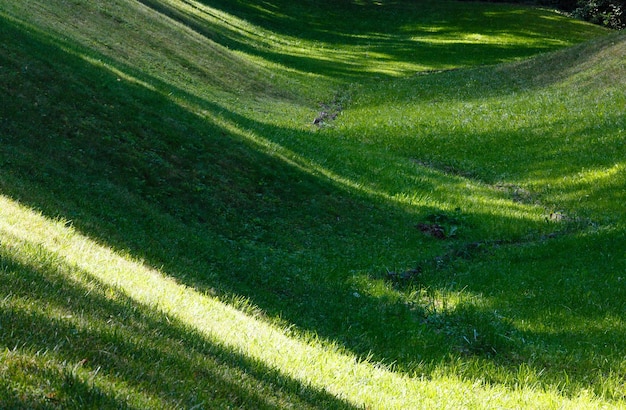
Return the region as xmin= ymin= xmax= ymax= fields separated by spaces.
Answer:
xmin=0 ymin=14 xmax=534 ymax=369
xmin=1 ymin=10 xmax=625 ymax=402
xmin=0 ymin=243 xmax=357 ymax=409
xmin=134 ymin=0 xmax=597 ymax=78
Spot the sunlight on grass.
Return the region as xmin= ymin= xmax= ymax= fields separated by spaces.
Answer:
xmin=159 ymin=0 xmax=605 ymax=75
xmin=1 ymin=0 xmax=607 ymax=88
xmin=62 ymin=41 xmax=550 ymax=233
xmin=138 ymin=0 xmax=435 ymax=76
xmin=0 ymin=195 xmax=616 ymax=409
xmin=0 ymin=328 xmax=169 ymax=408
xmin=200 ymin=99 xmax=550 ymax=232
xmin=1 ymin=0 xmax=623 ymax=406
xmin=526 ymin=162 xmax=626 ymax=220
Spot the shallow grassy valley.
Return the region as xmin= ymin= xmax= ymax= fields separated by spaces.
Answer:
xmin=1 ymin=0 xmax=625 ymax=408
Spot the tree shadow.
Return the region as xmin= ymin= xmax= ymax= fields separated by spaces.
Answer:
xmin=1 ymin=12 xmax=624 ymax=403
xmin=0 ymin=242 xmax=357 ymax=409
xmin=134 ymin=0 xmax=600 ymax=78
xmin=0 ymin=15 xmax=447 ymax=370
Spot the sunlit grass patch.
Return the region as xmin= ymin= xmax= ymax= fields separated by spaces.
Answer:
xmin=0 ymin=0 xmax=624 ymax=407
xmin=444 ymin=225 xmax=626 ymax=400
xmin=1 ymin=195 xmax=620 ymax=409
xmin=334 ymin=32 xmax=625 ymax=218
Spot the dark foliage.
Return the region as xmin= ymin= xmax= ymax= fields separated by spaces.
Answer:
xmin=572 ymin=0 xmax=625 ymax=29
xmin=458 ymin=0 xmax=625 ymax=29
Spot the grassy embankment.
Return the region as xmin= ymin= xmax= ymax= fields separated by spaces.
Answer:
xmin=0 ymin=0 xmax=624 ymax=408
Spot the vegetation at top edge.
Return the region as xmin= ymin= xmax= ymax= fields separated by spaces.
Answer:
xmin=0 ymin=0 xmax=625 ymax=408
xmin=466 ymin=0 xmax=626 ymax=29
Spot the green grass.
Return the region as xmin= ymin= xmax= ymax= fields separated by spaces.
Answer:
xmin=0 ymin=0 xmax=625 ymax=408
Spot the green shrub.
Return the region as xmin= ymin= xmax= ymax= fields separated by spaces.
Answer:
xmin=572 ymin=0 xmax=625 ymax=29
xmin=457 ymin=0 xmax=624 ymax=28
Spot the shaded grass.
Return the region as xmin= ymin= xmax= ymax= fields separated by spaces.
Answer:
xmin=0 ymin=13 xmax=447 ymax=372
xmin=154 ymin=0 xmax=606 ymax=76
xmin=334 ymin=32 xmax=626 ymax=219
xmin=0 ymin=234 xmax=356 ymax=409
xmin=0 ymin=0 xmax=624 ymax=407
xmin=0 ymin=195 xmax=619 ymax=409
xmin=445 ymin=227 xmax=626 ymax=401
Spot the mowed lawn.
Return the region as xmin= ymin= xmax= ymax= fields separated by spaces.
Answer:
xmin=0 ymin=0 xmax=624 ymax=408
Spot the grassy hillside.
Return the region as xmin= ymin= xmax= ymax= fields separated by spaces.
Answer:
xmin=1 ymin=0 xmax=624 ymax=408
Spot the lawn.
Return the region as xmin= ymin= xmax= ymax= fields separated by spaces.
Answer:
xmin=0 ymin=0 xmax=624 ymax=408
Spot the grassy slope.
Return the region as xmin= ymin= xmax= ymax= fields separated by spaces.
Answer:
xmin=1 ymin=0 xmax=625 ymax=408
xmin=337 ymin=31 xmax=626 ymax=397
